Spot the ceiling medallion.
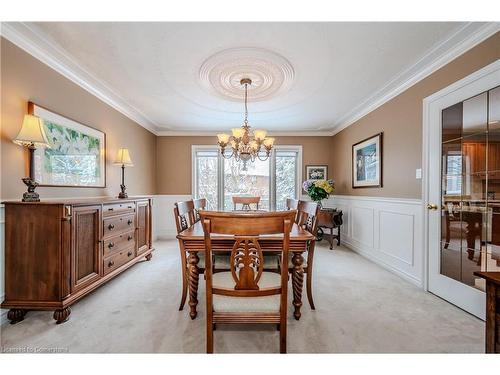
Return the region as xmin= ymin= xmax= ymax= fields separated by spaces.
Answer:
xmin=199 ymin=47 xmax=295 ymax=102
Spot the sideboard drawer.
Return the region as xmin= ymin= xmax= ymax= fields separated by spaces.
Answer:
xmin=103 ymin=248 xmax=135 ymax=275
xmin=103 ymin=214 xmax=135 ymax=238
xmin=103 ymin=202 xmax=135 ymax=217
xmin=103 ymin=230 xmax=136 ymax=257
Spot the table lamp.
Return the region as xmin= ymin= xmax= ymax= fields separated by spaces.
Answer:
xmin=13 ymin=114 xmax=50 ymax=202
xmin=114 ymin=148 xmax=134 ymax=198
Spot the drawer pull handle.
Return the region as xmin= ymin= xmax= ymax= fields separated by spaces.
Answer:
xmin=128 ymin=206 xmax=133 ymax=209
xmin=108 ymin=207 xmax=114 ymax=211
xmin=108 ymin=242 xmax=114 ymax=249
xmin=128 ymin=235 xmax=133 ymax=241
xmin=108 ymin=224 xmax=115 ymax=230
xmin=127 ymin=219 xmax=133 ymax=225
xmin=127 ymin=251 xmax=133 ymax=257
xmin=108 ymin=260 xmax=114 ymax=267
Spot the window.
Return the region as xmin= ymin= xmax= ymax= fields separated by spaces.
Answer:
xmin=445 ymin=154 xmax=462 ymax=195
xmin=193 ymin=147 xmax=219 ymax=210
xmin=193 ymin=145 xmax=302 ymax=211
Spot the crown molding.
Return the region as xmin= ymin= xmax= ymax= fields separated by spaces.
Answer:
xmin=0 ymin=22 xmax=161 ymax=135
xmin=156 ymin=130 xmax=335 ymax=137
xmin=328 ymin=22 xmax=500 ymax=136
xmin=2 ymin=22 xmax=498 ymax=138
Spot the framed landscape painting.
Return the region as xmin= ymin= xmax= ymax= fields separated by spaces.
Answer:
xmin=306 ymin=165 xmax=328 ymax=180
xmin=29 ymin=102 xmax=106 ymax=187
xmin=352 ymin=132 xmax=383 ymax=188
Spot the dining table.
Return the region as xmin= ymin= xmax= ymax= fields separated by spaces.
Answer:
xmin=176 ymin=219 xmax=315 ymax=320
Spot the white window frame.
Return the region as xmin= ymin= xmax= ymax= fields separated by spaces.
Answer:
xmin=192 ymin=144 xmax=302 ymax=211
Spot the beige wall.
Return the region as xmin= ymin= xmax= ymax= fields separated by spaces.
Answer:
xmin=330 ymin=32 xmax=500 ymax=199
xmin=156 ymin=136 xmax=333 ymax=195
xmin=1 ymin=38 xmax=157 ymax=200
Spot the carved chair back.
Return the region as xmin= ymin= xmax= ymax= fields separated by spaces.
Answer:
xmin=193 ymin=198 xmax=207 ymax=222
xmin=296 ymin=201 xmax=320 ymax=236
xmin=173 ymin=200 xmax=196 ymax=234
xmin=232 ymin=196 xmax=261 ymax=211
xmin=201 ymin=211 xmax=295 ymax=297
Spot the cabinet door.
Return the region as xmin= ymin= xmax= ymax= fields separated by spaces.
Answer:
xmin=72 ymin=205 xmax=102 ymax=292
xmin=136 ymin=200 xmax=151 ymax=255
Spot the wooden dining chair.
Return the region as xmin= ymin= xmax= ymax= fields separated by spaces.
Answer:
xmin=289 ymin=200 xmax=320 ymax=310
xmin=174 ymin=200 xmax=205 ymax=311
xmin=193 ymin=198 xmax=207 ymax=222
xmin=232 ymin=196 xmax=260 ymax=211
xmin=200 ymin=210 xmax=296 ymax=353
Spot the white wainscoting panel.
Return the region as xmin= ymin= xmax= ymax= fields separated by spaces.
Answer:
xmin=326 ymin=195 xmax=424 ymax=287
xmin=152 ymin=195 xmax=192 ymax=240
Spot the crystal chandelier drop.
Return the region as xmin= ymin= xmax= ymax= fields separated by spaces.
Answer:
xmin=216 ymin=78 xmax=275 ymax=171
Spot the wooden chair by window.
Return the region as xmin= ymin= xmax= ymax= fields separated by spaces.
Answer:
xmin=289 ymin=200 xmax=320 ymax=310
xmin=286 ymin=198 xmax=299 ymax=210
xmin=174 ymin=200 xmax=205 ymax=311
xmin=193 ymin=198 xmax=207 ymax=222
xmin=200 ymin=210 xmax=296 ymax=353
xmin=232 ymin=196 xmax=260 ymax=211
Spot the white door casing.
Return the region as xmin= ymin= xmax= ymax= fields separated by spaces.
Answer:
xmin=422 ymin=59 xmax=500 ymax=320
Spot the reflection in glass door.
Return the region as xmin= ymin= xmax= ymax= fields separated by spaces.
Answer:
xmin=441 ymin=86 xmax=500 ymax=292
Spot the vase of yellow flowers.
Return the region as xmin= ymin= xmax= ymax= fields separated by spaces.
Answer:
xmin=302 ymin=179 xmax=335 ymax=207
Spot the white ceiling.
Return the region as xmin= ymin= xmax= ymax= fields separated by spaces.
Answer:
xmin=3 ymin=22 xmax=499 ymax=135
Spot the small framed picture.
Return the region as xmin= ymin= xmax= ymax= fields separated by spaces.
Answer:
xmin=306 ymin=165 xmax=328 ymax=180
xmin=352 ymin=132 xmax=383 ymax=188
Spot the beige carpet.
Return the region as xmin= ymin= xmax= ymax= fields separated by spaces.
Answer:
xmin=0 ymin=240 xmax=484 ymax=353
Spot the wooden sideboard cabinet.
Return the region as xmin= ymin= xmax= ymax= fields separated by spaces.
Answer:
xmin=1 ymin=197 xmax=154 ymax=324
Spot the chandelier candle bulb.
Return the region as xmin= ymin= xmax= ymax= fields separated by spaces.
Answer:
xmin=217 ymin=133 xmax=230 ymax=145
xmin=263 ymin=137 xmax=275 ymax=148
xmin=231 ymin=128 xmax=245 ymax=139
xmin=253 ymin=129 xmax=267 ymax=141
xmin=250 ymin=140 xmax=259 ymax=151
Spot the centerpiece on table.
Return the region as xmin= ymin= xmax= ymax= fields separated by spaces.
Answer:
xmin=302 ymin=179 xmax=335 ymax=207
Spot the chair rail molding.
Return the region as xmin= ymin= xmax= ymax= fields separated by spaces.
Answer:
xmin=325 ymin=195 xmax=424 ymax=287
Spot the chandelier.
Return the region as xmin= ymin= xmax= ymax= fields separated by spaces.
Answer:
xmin=216 ymin=78 xmax=275 ymax=170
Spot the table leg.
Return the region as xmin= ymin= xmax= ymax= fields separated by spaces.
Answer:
xmin=187 ymin=251 xmax=200 ymax=320
xmin=292 ymin=252 xmax=304 ymax=320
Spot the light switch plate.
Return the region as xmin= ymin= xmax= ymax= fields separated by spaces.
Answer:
xmin=416 ymin=168 xmax=422 ymax=179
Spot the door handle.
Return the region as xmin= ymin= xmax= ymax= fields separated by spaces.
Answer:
xmin=427 ymin=203 xmax=438 ymax=210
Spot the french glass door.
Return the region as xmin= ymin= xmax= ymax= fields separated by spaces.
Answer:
xmin=426 ymin=62 xmax=500 ymax=319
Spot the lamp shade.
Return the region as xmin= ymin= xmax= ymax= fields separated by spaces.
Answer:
xmin=13 ymin=115 xmax=49 ymax=147
xmin=114 ymin=148 xmax=134 ymax=166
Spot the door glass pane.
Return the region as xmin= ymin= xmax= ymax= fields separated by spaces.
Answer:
xmin=441 ymin=91 xmax=489 ymax=290
xmin=486 ymin=87 xmax=500 ymax=274
xmin=195 ymin=150 xmax=218 ymax=210
xmin=442 ymin=102 xmax=463 ymax=142
xmin=275 ymin=150 xmax=298 ymax=210
xmin=223 ymin=157 xmax=270 ymax=211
